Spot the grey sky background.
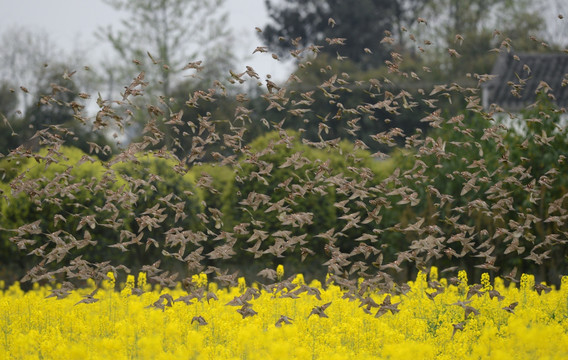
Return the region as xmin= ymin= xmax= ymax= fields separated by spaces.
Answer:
xmin=0 ymin=0 xmax=293 ymax=81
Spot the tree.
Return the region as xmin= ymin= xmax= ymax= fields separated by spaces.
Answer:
xmin=262 ymin=0 xmax=397 ymax=69
xmin=415 ymin=0 xmax=545 ymax=78
xmin=0 ymin=81 xmax=20 ymax=155
xmin=0 ymin=82 xmax=18 ymax=117
xmin=0 ymin=27 xmax=58 ymax=114
xmin=0 ymin=28 xmax=114 ymax=157
xmin=97 ymin=0 xmax=235 ymax=98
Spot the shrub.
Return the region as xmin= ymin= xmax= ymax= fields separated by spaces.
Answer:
xmin=220 ymin=130 xmax=396 ymax=279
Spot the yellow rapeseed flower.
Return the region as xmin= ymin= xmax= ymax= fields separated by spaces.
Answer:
xmin=1 ymin=271 xmax=567 ymax=359
xmin=429 ymin=266 xmax=439 ymax=282
xmin=276 ymin=264 xmax=284 ymax=281
xmin=137 ymin=272 xmax=147 ymax=289
xmin=481 ymin=272 xmax=492 ymax=291
xmin=104 ymin=271 xmax=116 ymax=290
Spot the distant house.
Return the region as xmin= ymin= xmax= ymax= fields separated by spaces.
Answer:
xmin=482 ymin=52 xmax=568 ymax=112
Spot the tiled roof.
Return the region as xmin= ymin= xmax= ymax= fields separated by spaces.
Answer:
xmin=482 ymin=52 xmax=568 ymax=111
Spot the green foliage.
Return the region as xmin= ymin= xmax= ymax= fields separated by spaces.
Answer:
xmin=378 ymin=93 xmax=568 ymax=281
xmin=0 ymin=146 xmax=108 ymax=280
xmin=263 ymin=0 xmax=396 ymax=68
xmin=0 ymin=60 xmax=114 ymax=158
xmin=390 ymin=112 xmax=504 ymax=273
xmin=0 ymin=146 xmax=204 ymax=280
xmin=189 ymin=163 xmax=234 ymax=220
xmin=504 ymin=93 xmax=568 ymax=279
xmin=247 ymin=53 xmax=433 ymax=158
xmin=0 ymin=81 xmax=18 ymax=116
xmin=220 ymin=130 xmax=395 ymax=278
xmin=110 ymin=151 xmax=203 ymax=270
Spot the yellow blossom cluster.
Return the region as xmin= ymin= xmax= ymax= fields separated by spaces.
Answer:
xmin=1 ymin=269 xmax=567 ymax=359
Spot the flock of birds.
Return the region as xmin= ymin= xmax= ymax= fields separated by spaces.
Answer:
xmin=45 ymin=267 xmax=530 ymax=333
xmin=1 ymin=16 xmax=567 ymax=329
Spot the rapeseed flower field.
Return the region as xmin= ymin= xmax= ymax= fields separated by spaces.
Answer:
xmin=1 ymin=268 xmax=567 ymax=359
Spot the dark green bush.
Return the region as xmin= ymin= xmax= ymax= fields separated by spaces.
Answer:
xmin=218 ymin=130 xmax=396 ymax=280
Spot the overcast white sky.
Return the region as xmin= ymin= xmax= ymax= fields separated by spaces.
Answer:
xmin=0 ymin=0 xmax=294 ymax=82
